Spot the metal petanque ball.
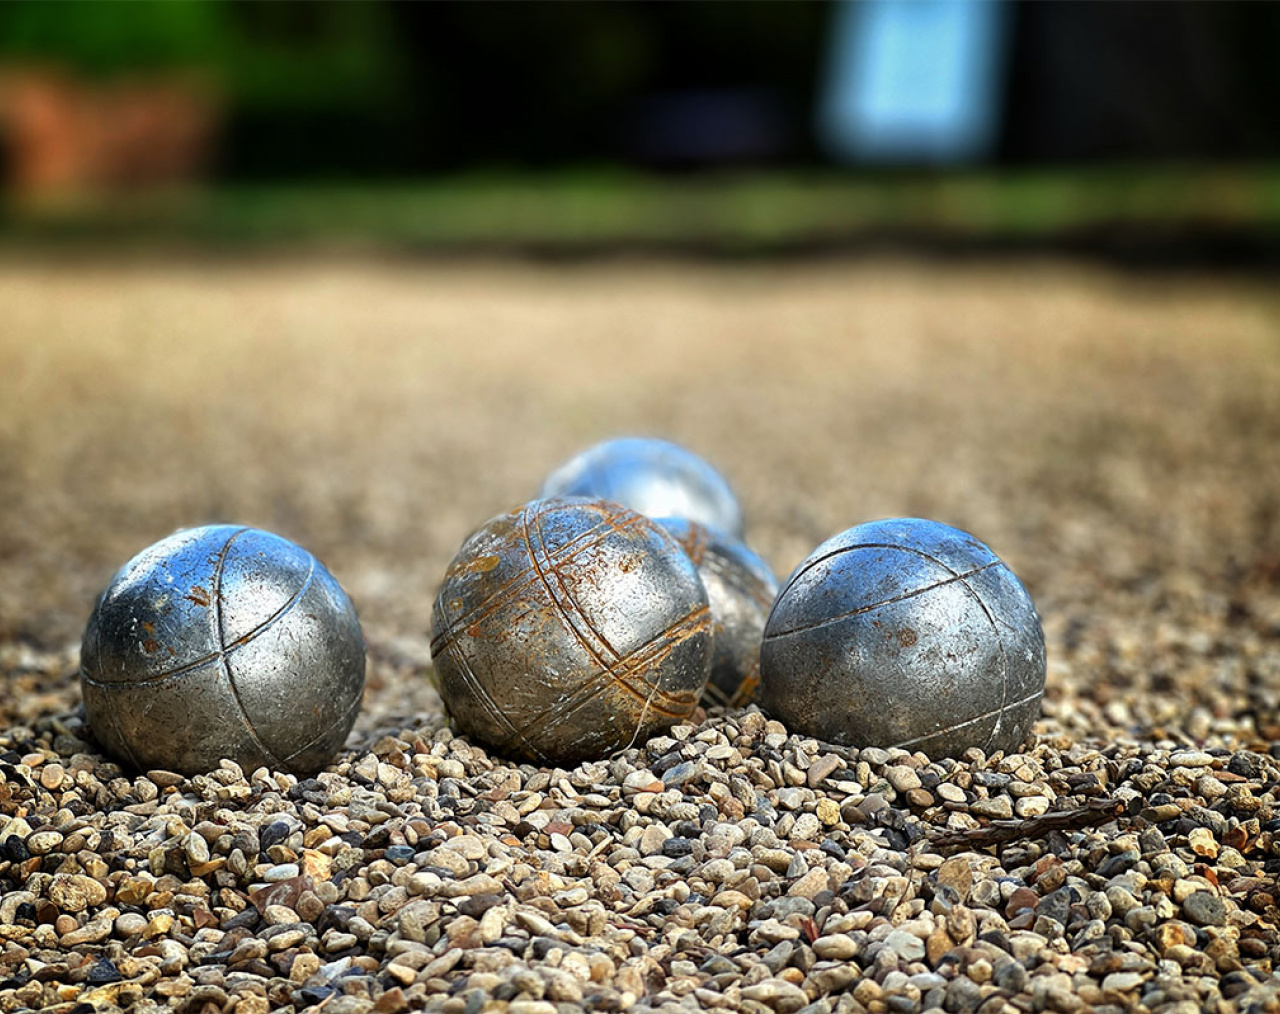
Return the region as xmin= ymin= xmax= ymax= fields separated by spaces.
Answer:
xmin=80 ymin=525 xmax=366 ymax=776
xmin=540 ymin=437 xmax=745 ymax=539
xmin=761 ymin=518 xmax=1045 ymax=759
xmin=656 ymin=517 xmax=778 ymax=710
xmin=430 ymin=497 xmax=713 ymax=765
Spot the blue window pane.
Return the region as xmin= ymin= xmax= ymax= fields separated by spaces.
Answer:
xmin=818 ymin=0 xmax=1012 ymax=164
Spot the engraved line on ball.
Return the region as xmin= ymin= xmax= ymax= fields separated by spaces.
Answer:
xmin=501 ymin=605 xmax=708 ymax=752
xmin=948 ymin=565 xmax=1013 ymax=754
xmin=524 ymin=501 xmax=626 ymax=673
xmin=80 ymin=548 xmax=321 ymax=692
xmin=212 ymin=527 xmax=290 ymax=772
xmin=526 ymin=603 xmax=706 ymax=724
xmin=563 ymin=606 xmax=707 ymax=710
xmin=887 ymin=689 xmax=1043 ymax=751
xmin=502 ymin=613 xmax=705 ymax=753
xmin=509 ymin=607 xmax=707 ymax=755
xmin=768 ymin=541 xmax=1020 ymax=756
xmin=429 ymin=510 xmax=648 ymax=658
xmin=773 ymin=539 xmax=995 ymax=606
xmin=850 ymin=547 xmax=1013 ymax=755
xmin=433 ymin=591 xmax=549 ymax=763
xmin=703 ymin=553 xmax=776 ymax=611
xmin=280 ymin=690 xmax=365 ymax=768
xmin=763 ymin=559 xmax=1001 ymax=639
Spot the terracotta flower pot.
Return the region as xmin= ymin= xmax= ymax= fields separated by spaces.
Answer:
xmin=0 ymin=67 xmax=222 ymax=199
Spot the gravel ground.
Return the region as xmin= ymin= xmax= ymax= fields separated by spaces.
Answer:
xmin=0 ymin=256 xmax=1279 ymax=1014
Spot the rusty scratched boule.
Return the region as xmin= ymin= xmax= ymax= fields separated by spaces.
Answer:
xmin=540 ymin=437 xmax=745 ymax=539
xmin=80 ymin=525 xmax=366 ymax=776
xmin=430 ymin=497 xmax=713 ymax=764
xmin=761 ymin=517 xmax=1046 ymax=759
xmin=656 ymin=516 xmax=779 ymax=710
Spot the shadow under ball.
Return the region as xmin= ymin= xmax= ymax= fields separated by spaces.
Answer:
xmin=80 ymin=525 xmax=366 ymax=776
xmin=430 ymin=497 xmax=713 ymax=765
xmin=656 ymin=517 xmax=778 ymax=710
xmin=540 ymin=437 xmax=745 ymax=540
xmin=761 ymin=518 xmax=1045 ymax=759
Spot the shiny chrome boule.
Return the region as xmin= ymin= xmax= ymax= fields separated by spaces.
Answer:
xmin=540 ymin=437 xmax=744 ymax=539
xmin=80 ymin=525 xmax=366 ymax=776
xmin=430 ymin=497 xmax=712 ymax=764
xmin=657 ymin=517 xmax=778 ymax=709
xmin=761 ymin=518 xmax=1045 ymax=759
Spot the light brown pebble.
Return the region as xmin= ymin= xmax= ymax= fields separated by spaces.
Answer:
xmin=936 ymin=783 xmax=966 ymax=803
xmin=812 ymin=934 xmax=859 ymax=960
xmin=807 ymin=755 xmax=842 ymax=787
xmin=741 ymin=978 xmax=810 ymax=1012
xmin=1188 ymin=828 xmax=1218 ymax=858
xmin=48 ymin=874 xmax=107 ymax=912
xmin=39 ymin=764 xmax=65 ymax=790
xmin=885 ymin=766 xmax=922 ymax=792
xmin=263 ymin=904 xmax=300 ymax=925
xmin=27 ymin=830 xmax=63 ymax=854
xmin=441 ymin=874 xmax=502 ymax=898
xmin=788 ymin=868 xmax=829 ymax=900
xmin=1015 ymin=795 xmax=1050 ymax=817
xmin=62 ymin=916 xmax=113 ymax=946
xmin=442 ymin=834 xmax=487 ymax=860
xmin=386 ymin=962 xmax=417 ymax=986
xmin=290 ymin=953 xmax=322 ymax=983
xmin=971 ymin=797 xmax=1013 ymax=819
xmin=639 ymin=824 xmax=671 ymax=856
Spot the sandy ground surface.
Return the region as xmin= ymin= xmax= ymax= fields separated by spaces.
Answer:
xmin=0 ymin=256 xmax=1278 ymax=1013
xmin=3 ymin=257 xmax=1278 ymax=731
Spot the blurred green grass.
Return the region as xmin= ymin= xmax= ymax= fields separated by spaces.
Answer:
xmin=5 ymin=165 xmax=1280 ymax=254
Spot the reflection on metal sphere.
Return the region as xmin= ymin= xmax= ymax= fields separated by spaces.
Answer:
xmin=540 ymin=437 xmax=744 ymax=539
xmin=431 ymin=497 xmax=712 ymax=765
xmin=81 ymin=525 xmax=366 ymax=776
xmin=762 ymin=518 xmax=1045 ymax=759
xmin=657 ymin=517 xmax=778 ymax=710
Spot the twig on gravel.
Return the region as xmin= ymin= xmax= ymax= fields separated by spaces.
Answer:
xmin=927 ymin=796 xmax=1127 ymax=853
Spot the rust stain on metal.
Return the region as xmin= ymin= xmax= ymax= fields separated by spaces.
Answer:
xmin=430 ymin=498 xmax=713 ymax=764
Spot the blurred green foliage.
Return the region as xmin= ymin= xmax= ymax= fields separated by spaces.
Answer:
xmin=0 ymin=0 xmax=228 ymax=75
xmin=4 ymin=167 xmax=1278 ymax=255
xmin=0 ymin=0 xmax=402 ymax=111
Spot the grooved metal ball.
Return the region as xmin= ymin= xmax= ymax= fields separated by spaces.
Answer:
xmin=80 ymin=525 xmax=366 ymax=776
xmin=540 ymin=437 xmax=744 ymax=539
xmin=430 ymin=497 xmax=713 ymax=765
xmin=657 ymin=517 xmax=779 ymax=710
xmin=761 ymin=518 xmax=1045 ymax=759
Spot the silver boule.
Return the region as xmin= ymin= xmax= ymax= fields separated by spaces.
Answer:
xmin=430 ymin=497 xmax=712 ymax=764
xmin=761 ymin=517 xmax=1045 ymax=759
xmin=540 ymin=437 xmax=744 ymax=538
xmin=656 ymin=517 xmax=778 ymax=710
xmin=80 ymin=525 xmax=366 ymax=776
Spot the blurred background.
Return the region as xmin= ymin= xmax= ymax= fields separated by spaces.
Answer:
xmin=0 ymin=0 xmax=1277 ymax=259
xmin=0 ymin=1 xmax=1278 ymax=744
